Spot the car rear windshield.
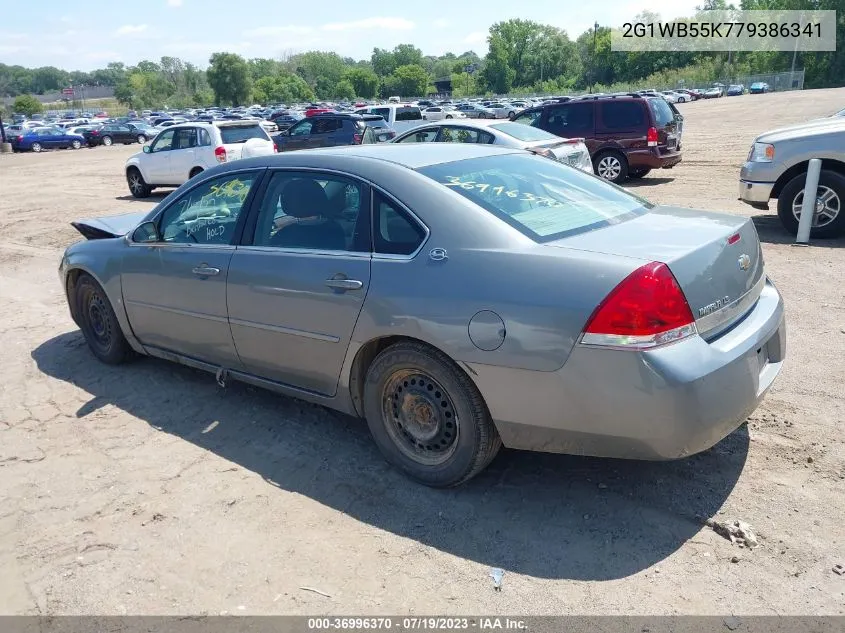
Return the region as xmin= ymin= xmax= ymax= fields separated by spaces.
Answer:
xmin=395 ymin=107 xmax=422 ymax=121
xmin=489 ymin=122 xmax=558 ymax=142
xmin=219 ymin=124 xmax=270 ymax=144
xmin=647 ymin=97 xmax=675 ymax=127
xmin=418 ymin=154 xmax=650 ymax=242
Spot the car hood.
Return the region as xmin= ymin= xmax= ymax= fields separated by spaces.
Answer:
xmin=71 ymin=211 xmax=149 ymax=240
xmin=756 ymin=118 xmax=845 ymax=143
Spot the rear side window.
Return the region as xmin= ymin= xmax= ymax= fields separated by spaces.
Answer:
xmin=647 ymin=98 xmax=675 ymax=126
xmin=395 ymin=107 xmax=422 ymax=122
xmin=598 ymin=101 xmax=645 ymax=129
xmin=219 ymin=125 xmax=270 ymax=144
xmin=373 ymin=191 xmax=426 ymax=255
xmin=312 ymin=118 xmax=341 ymax=134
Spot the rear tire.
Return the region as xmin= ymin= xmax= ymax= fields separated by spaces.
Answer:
xmin=189 ymin=167 xmax=203 ymax=179
xmin=31 ymin=142 xmax=42 ymax=153
xmin=71 ymin=140 xmax=81 ymax=149
xmin=127 ymin=167 xmax=152 ymax=199
xmin=777 ymin=169 xmax=845 ymax=239
xmin=102 ymin=135 xmax=113 ymax=146
xmin=137 ymin=135 xmax=147 ymax=143
xmin=363 ymin=341 xmax=502 ymax=487
xmin=628 ymin=168 xmax=652 ymax=179
xmin=594 ymin=150 xmax=629 ymax=184
xmin=75 ymin=274 xmax=132 ymax=365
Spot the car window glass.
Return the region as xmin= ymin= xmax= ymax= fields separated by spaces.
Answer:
xmin=373 ymin=192 xmax=426 ymax=256
xmin=438 ymin=127 xmax=492 ymax=144
xmin=396 ymin=107 xmax=422 ymax=121
xmin=546 ymin=103 xmax=594 ymax=135
xmin=219 ymin=125 xmax=268 ymax=143
xmin=157 ymin=172 xmax=258 ymax=245
xmin=252 ymin=172 xmax=367 ymax=252
xmin=362 ymin=126 xmax=376 ymax=144
xmin=312 ymin=118 xmax=338 ymax=134
xmin=397 ymin=128 xmax=438 ymax=143
xmin=513 ymin=111 xmax=542 ymax=127
xmin=290 ymin=120 xmax=313 ymax=136
xmin=199 ymin=128 xmax=212 ymax=146
xmin=174 ymin=127 xmax=198 ymax=149
xmin=373 ymin=108 xmax=391 ymax=120
xmin=648 ymin=98 xmax=674 ymax=126
xmin=599 ymin=101 xmax=645 ymax=129
xmin=150 ymin=129 xmax=175 ymax=152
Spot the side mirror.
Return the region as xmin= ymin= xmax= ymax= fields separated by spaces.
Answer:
xmin=142 ymin=144 xmax=151 ymax=153
xmin=132 ymin=221 xmax=159 ymax=243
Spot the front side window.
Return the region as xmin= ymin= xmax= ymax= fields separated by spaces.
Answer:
xmin=252 ymin=172 xmax=367 ymax=252
xmin=174 ymin=127 xmax=199 ymax=149
xmin=397 ymin=128 xmax=438 ymax=143
xmin=157 ymin=172 xmax=259 ymax=245
xmin=418 ymin=154 xmax=650 ymax=242
xmin=546 ymin=103 xmax=594 ymax=136
xmin=512 ymin=109 xmax=542 ymax=127
xmin=150 ymin=129 xmax=175 ymax=152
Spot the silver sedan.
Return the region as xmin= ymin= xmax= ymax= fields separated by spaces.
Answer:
xmin=391 ymin=119 xmax=593 ymax=173
xmin=61 ymin=144 xmax=785 ymax=487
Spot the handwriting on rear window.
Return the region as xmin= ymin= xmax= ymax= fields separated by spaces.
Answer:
xmin=442 ymin=176 xmax=564 ymax=207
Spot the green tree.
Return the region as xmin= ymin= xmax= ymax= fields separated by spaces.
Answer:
xmin=13 ymin=94 xmax=43 ymax=117
xmin=392 ymin=44 xmax=423 ymax=68
xmin=386 ymin=64 xmax=430 ymax=97
xmin=247 ymin=57 xmax=282 ymax=81
xmin=113 ymin=81 xmax=134 ymax=106
xmin=343 ymin=67 xmax=379 ymax=98
xmin=482 ymin=34 xmax=515 ymax=94
xmin=334 ymin=79 xmax=356 ymax=100
xmin=207 ymin=52 xmax=252 ymax=106
xmin=371 ymin=47 xmax=397 ymax=76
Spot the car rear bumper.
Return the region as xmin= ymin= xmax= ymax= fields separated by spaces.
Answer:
xmin=739 ymin=179 xmax=773 ymax=209
xmin=628 ymin=148 xmax=682 ymax=170
xmin=467 ymin=279 xmax=785 ymax=460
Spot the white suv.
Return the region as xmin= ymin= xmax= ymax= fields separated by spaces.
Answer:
xmin=125 ymin=121 xmax=275 ymax=198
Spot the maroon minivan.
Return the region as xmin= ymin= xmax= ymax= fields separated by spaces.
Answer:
xmin=510 ymin=94 xmax=682 ymax=184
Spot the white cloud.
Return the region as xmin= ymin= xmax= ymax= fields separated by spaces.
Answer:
xmin=433 ymin=18 xmax=451 ymax=28
xmin=243 ymin=25 xmax=314 ymax=37
xmin=322 ymin=17 xmax=414 ymax=32
xmin=114 ymin=24 xmax=148 ymax=36
xmin=167 ymin=0 xmax=183 ymax=5
xmin=463 ymin=31 xmax=487 ymax=44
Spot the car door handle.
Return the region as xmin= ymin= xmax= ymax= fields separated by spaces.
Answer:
xmin=192 ymin=265 xmax=220 ymax=277
xmin=325 ymin=278 xmax=363 ymax=290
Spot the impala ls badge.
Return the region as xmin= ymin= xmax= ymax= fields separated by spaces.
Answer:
xmin=738 ymin=254 xmax=751 ymax=271
xmin=699 ymin=296 xmax=731 ymax=318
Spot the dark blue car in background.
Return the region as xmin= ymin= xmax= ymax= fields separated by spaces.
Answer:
xmin=12 ymin=127 xmax=86 ymax=152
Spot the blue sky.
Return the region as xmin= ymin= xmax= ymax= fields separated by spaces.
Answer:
xmin=0 ymin=0 xmax=700 ymax=70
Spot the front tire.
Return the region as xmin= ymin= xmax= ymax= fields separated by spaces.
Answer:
xmin=363 ymin=341 xmax=501 ymax=487
xmin=71 ymin=140 xmax=81 ymax=149
xmin=31 ymin=142 xmax=42 ymax=153
xmin=594 ymin=150 xmax=629 ymax=184
xmin=777 ymin=169 xmax=845 ymax=238
xmin=137 ymin=134 xmax=147 ymax=144
xmin=75 ymin=274 xmax=132 ymax=365
xmin=102 ymin=135 xmax=113 ymax=146
xmin=127 ymin=167 xmax=152 ymax=198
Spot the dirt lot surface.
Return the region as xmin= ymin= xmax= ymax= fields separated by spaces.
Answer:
xmin=1 ymin=89 xmax=844 ymax=617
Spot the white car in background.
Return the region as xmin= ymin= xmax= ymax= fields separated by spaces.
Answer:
xmin=391 ymin=119 xmax=593 ymax=174
xmin=422 ymin=106 xmax=467 ymax=121
xmin=124 ymin=121 xmax=276 ymax=198
xmin=485 ymin=102 xmax=520 ymax=119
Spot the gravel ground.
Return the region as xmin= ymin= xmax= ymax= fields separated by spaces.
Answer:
xmin=1 ymin=88 xmax=844 ymax=616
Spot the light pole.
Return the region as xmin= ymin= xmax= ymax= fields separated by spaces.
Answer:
xmin=590 ymin=21 xmax=599 ymax=94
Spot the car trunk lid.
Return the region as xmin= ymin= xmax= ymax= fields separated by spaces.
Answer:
xmin=548 ymin=206 xmax=765 ymax=338
xmin=217 ymin=123 xmax=275 ymax=160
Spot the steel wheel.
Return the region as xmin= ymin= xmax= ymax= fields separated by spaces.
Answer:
xmin=597 ymin=155 xmax=622 ymax=180
xmin=85 ymin=290 xmax=113 ymax=352
xmin=75 ymin=274 xmax=132 ymax=364
xmin=31 ymin=142 xmax=42 ymax=152
xmin=791 ymin=185 xmax=841 ymax=228
xmin=382 ymin=369 xmax=459 ymax=466
xmin=102 ymin=136 xmax=113 ymax=146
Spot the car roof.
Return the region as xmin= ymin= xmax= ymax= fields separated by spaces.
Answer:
xmin=405 ymin=119 xmax=499 ymax=130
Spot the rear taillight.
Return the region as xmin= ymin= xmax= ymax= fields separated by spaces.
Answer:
xmin=647 ymin=126 xmax=658 ymax=147
xmin=16 ymin=135 xmax=23 ymax=142
xmin=353 ymin=133 xmax=362 ymax=144
xmin=91 ymin=130 xmax=99 ymax=135
xmin=214 ymin=146 xmax=226 ymax=163
xmin=581 ymin=262 xmax=696 ymax=350
xmin=273 ymin=143 xmax=278 ymax=153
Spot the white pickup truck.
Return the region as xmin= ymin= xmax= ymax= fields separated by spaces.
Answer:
xmin=354 ymin=104 xmax=426 ymax=135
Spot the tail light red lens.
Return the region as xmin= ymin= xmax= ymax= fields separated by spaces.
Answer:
xmin=353 ymin=133 xmax=362 ymax=144
xmin=273 ymin=143 xmax=278 ymax=153
xmin=16 ymin=135 xmax=23 ymax=142
xmin=581 ymin=262 xmax=696 ymax=350
xmin=214 ymin=146 xmax=226 ymax=163
xmin=647 ymin=126 xmax=658 ymax=147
